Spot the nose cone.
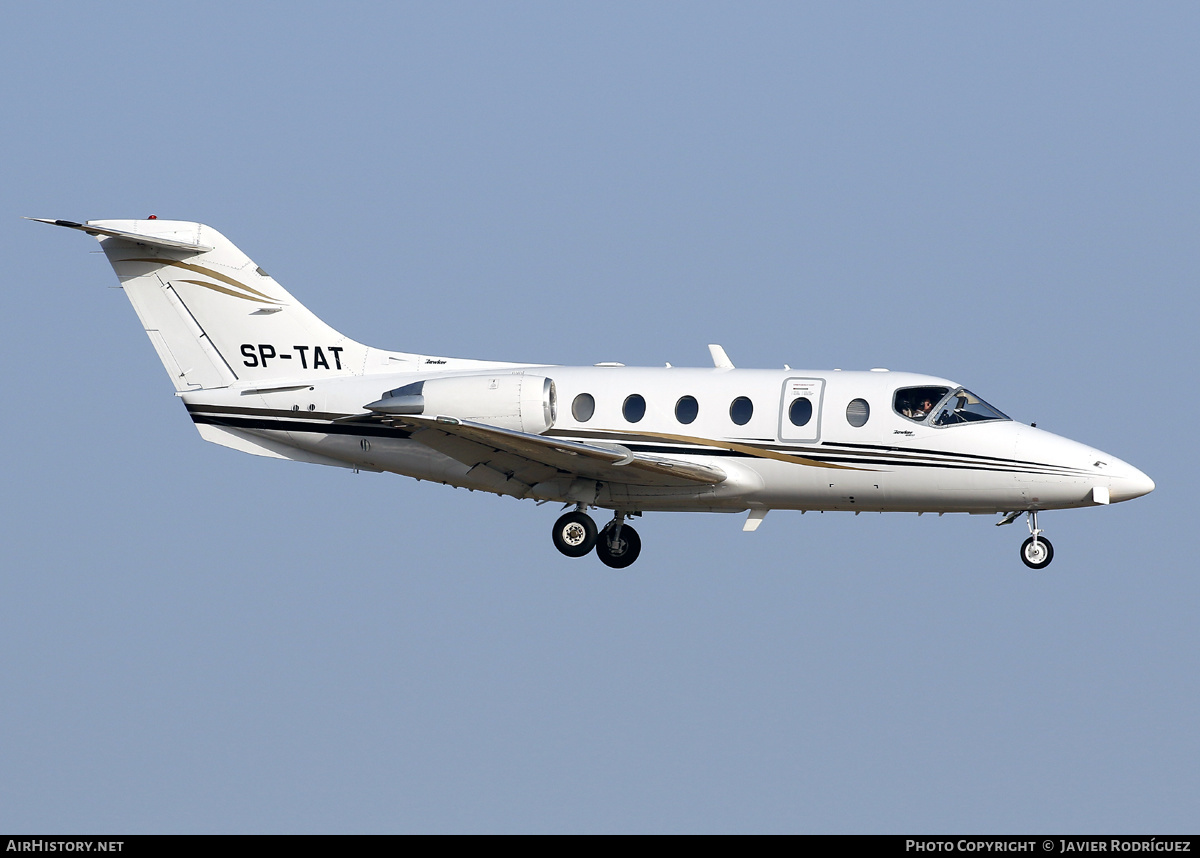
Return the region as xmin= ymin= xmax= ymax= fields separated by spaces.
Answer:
xmin=1110 ymin=463 xmax=1155 ymax=503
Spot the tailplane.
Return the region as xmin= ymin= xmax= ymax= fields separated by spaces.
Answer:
xmin=34 ymin=218 xmax=371 ymax=391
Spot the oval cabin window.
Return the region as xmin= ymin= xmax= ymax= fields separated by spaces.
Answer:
xmin=675 ymin=395 xmax=699 ymax=424
xmin=730 ymin=396 xmax=753 ymax=426
xmin=789 ymin=397 xmax=813 ymax=426
xmin=846 ymin=398 xmax=870 ymax=427
xmin=572 ymin=393 xmax=595 ymax=422
xmin=623 ymin=394 xmax=646 ymax=423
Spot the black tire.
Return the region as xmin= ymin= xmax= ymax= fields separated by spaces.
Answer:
xmin=552 ymin=511 xmax=597 ymax=558
xmin=596 ymin=523 xmax=641 ymax=568
xmin=1020 ymin=536 xmax=1054 ymax=569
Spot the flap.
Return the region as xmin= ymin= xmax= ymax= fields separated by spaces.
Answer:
xmin=364 ymin=414 xmax=727 ymax=489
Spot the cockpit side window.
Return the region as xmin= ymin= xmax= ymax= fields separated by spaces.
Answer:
xmin=933 ymin=389 xmax=1010 ymax=426
xmin=894 ymin=386 xmax=950 ymax=423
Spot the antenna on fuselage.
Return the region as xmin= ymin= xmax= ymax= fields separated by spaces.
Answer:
xmin=708 ymin=344 xmax=734 ymax=369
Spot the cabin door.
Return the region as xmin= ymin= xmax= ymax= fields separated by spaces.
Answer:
xmin=778 ymin=377 xmax=824 ymax=443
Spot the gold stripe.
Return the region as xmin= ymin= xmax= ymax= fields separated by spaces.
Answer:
xmin=176 ymin=279 xmax=276 ymax=305
xmin=126 ymin=257 xmax=281 ymax=303
xmin=604 ymin=429 xmax=867 ymax=471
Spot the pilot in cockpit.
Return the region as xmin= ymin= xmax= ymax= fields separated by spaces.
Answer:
xmin=898 ymin=387 xmax=951 ymax=421
xmin=903 ymin=395 xmax=936 ymax=419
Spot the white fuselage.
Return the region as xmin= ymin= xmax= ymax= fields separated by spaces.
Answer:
xmin=183 ymin=363 xmax=1153 ymax=516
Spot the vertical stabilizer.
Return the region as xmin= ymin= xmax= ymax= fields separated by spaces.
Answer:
xmin=44 ymin=218 xmax=372 ymax=390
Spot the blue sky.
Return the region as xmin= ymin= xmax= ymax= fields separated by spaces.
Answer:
xmin=2 ymin=2 xmax=1197 ymax=833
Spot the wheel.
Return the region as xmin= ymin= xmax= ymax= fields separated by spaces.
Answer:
xmin=596 ymin=522 xmax=641 ymax=568
xmin=1020 ymin=536 xmax=1054 ymax=569
xmin=552 ymin=511 xmax=597 ymax=558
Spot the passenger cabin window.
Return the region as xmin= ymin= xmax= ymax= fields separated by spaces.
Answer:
xmin=730 ymin=397 xmax=753 ymax=426
xmin=572 ymin=393 xmax=595 ymax=422
xmin=894 ymin=386 xmax=950 ymax=423
xmin=788 ymin=397 xmax=813 ymax=427
xmin=623 ymin=394 xmax=646 ymax=423
xmin=675 ymin=395 xmax=699 ymax=424
xmin=933 ymin=389 xmax=1010 ymax=426
xmin=846 ymin=398 xmax=870 ymax=427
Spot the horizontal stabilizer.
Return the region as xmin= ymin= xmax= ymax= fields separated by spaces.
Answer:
xmin=26 ymin=217 xmax=214 ymax=253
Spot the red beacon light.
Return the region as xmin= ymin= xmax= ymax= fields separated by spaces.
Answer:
xmin=147 ymin=214 xmax=157 ymax=220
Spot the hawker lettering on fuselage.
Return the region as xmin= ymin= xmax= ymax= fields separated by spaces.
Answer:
xmin=35 ymin=216 xmax=1154 ymax=569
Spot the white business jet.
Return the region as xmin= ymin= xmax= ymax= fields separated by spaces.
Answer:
xmin=35 ymin=217 xmax=1154 ymax=569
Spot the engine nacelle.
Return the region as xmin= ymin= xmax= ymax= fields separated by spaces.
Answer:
xmin=367 ymin=372 xmax=557 ymax=435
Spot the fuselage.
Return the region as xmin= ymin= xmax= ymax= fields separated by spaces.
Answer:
xmin=183 ymin=363 xmax=1154 ymax=516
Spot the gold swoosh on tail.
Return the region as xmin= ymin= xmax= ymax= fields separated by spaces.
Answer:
xmin=126 ymin=257 xmax=281 ymax=303
xmin=176 ymin=279 xmax=277 ymax=304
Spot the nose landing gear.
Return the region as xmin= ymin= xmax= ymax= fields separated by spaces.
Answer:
xmin=1019 ymin=510 xmax=1054 ymax=569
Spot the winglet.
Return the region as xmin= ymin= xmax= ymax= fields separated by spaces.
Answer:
xmin=708 ymin=344 xmax=734 ymax=369
xmin=25 ymin=217 xmax=214 ymax=253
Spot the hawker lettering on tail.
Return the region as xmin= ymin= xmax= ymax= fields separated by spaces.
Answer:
xmin=35 ymin=217 xmax=1154 ymax=568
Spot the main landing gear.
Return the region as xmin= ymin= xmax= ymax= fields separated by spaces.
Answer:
xmin=596 ymin=514 xmax=641 ymax=569
xmin=1019 ymin=510 xmax=1054 ymax=569
xmin=551 ymin=510 xmax=597 ymax=557
xmin=551 ymin=509 xmax=642 ymax=567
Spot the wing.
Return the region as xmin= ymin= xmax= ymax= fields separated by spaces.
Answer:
xmin=350 ymin=413 xmax=726 ymax=491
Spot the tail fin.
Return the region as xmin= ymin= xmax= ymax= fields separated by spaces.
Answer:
xmin=37 ymin=218 xmax=371 ymax=391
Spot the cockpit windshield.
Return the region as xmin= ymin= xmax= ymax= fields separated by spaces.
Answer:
xmin=932 ymin=389 xmax=1009 ymax=426
xmin=894 ymin=386 xmax=1009 ymax=426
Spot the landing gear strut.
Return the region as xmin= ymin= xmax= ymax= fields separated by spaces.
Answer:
xmin=596 ymin=512 xmax=641 ymax=569
xmin=552 ymin=509 xmax=597 ymax=558
xmin=1019 ymin=510 xmax=1054 ymax=569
